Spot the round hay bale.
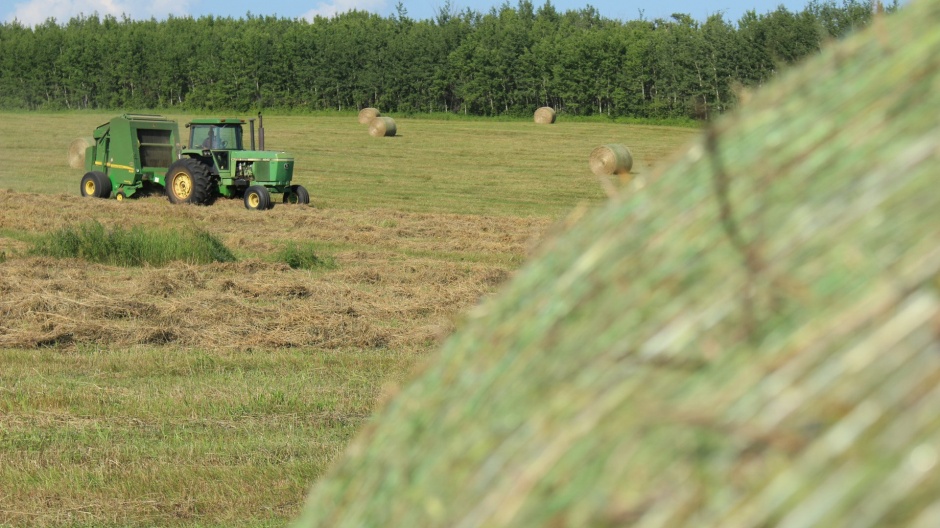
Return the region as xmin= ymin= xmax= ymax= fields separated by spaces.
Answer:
xmin=369 ymin=117 xmax=397 ymax=137
xmin=68 ymin=137 xmax=94 ymax=170
xmin=358 ymin=107 xmax=381 ymax=124
xmin=534 ymin=106 xmax=556 ymax=124
xmin=589 ymin=144 xmax=633 ymax=176
xmin=295 ymin=2 xmax=940 ymax=526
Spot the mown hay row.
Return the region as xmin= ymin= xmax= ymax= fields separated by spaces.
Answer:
xmin=67 ymin=136 xmax=94 ymax=170
xmin=296 ymin=3 xmax=940 ymax=527
xmin=368 ymin=117 xmax=397 ymax=137
xmin=0 ymin=192 xmax=548 ymax=261
xmin=0 ymin=194 xmax=544 ymax=352
xmin=357 ymin=107 xmax=380 ymax=124
xmin=588 ymin=143 xmax=633 ymax=176
xmin=0 ymin=256 xmax=506 ymax=351
xmin=533 ymin=106 xmax=555 ymax=124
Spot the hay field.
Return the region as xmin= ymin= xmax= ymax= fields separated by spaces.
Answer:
xmin=0 ymin=113 xmax=696 ymax=527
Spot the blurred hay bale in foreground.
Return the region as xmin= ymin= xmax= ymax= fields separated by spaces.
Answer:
xmin=296 ymin=2 xmax=940 ymax=527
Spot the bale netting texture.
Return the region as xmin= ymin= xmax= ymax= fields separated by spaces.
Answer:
xmin=589 ymin=143 xmax=633 ymax=176
xmin=357 ymin=107 xmax=380 ymax=124
xmin=368 ymin=117 xmax=397 ymax=137
xmin=296 ymin=2 xmax=940 ymax=527
xmin=534 ymin=106 xmax=556 ymax=124
xmin=67 ymin=137 xmax=94 ymax=170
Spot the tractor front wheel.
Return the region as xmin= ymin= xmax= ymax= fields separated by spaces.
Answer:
xmin=165 ymin=158 xmax=211 ymax=205
xmin=283 ymin=184 xmax=310 ymax=205
xmin=244 ymin=186 xmax=272 ymax=211
xmin=80 ymin=171 xmax=111 ymax=199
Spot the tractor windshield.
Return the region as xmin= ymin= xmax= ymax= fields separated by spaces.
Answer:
xmin=190 ymin=124 xmax=243 ymax=150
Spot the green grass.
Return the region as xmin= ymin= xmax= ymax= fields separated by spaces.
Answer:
xmin=274 ymin=242 xmax=337 ymax=271
xmin=0 ymin=345 xmax=416 ymax=527
xmin=28 ymin=221 xmax=236 ymax=266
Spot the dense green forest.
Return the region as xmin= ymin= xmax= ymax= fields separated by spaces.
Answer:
xmin=0 ymin=0 xmax=893 ymax=119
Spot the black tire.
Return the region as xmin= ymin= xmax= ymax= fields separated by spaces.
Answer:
xmin=165 ymin=158 xmax=212 ymax=205
xmin=244 ymin=185 xmax=271 ymax=211
xmin=283 ymin=184 xmax=310 ymax=205
xmin=80 ymin=171 xmax=111 ymax=198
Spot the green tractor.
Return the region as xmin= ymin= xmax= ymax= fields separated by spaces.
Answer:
xmin=77 ymin=113 xmax=309 ymax=210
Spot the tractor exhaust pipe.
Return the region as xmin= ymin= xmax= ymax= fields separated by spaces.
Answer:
xmin=249 ymin=118 xmax=256 ymax=150
xmin=258 ymin=112 xmax=265 ymax=150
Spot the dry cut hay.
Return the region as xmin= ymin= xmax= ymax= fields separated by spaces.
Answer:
xmin=533 ymin=106 xmax=556 ymax=124
xmin=358 ymin=107 xmax=381 ymax=124
xmin=0 ymin=192 xmax=544 ymax=351
xmin=368 ymin=117 xmax=397 ymax=137
xmin=67 ymin=137 xmax=94 ymax=170
xmin=588 ymin=143 xmax=633 ymax=176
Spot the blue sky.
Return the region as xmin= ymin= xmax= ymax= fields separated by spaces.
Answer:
xmin=2 ymin=0 xmax=822 ymax=27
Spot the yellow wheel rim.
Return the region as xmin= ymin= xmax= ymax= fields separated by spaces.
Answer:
xmin=247 ymin=192 xmax=260 ymax=209
xmin=84 ymin=180 xmax=96 ymax=196
xmin=116 ymin=193 xmax=124 ymax=201
xmin=172 ymin=172 xmax=193 ymax=200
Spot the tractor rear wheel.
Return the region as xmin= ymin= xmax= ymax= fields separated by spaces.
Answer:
xmin=244 ymin=185 xmax=272 ymax=211
xmin=165 ymin=158 xmax=211 ymax=205
xmin=80 ymin=171 xmax=111 ymax=198
xmin=283 ymin=184 xmax=310 ymax=205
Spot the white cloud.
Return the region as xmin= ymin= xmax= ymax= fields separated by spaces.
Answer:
xmin=301 ymin=0 xmax=386 ymax=21
xmin=5 ymin=0 xmax=192 ymax=26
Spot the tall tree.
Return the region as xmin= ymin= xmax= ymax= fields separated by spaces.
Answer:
xmin=0 ymin=1 xmax=894 ymax=118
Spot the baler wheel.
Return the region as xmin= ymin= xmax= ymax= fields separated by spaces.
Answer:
xmin=80 ymin=171 xmax=111 ymax=199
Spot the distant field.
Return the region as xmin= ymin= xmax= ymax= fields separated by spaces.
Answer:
xmin=0 ymin=112 xmax=697 ymax=527
xmin=0 ymin=112 xmax=696 ymax=216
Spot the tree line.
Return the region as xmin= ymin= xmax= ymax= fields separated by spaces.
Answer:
xmin=0 ymin=0 xmax=892 ymax=119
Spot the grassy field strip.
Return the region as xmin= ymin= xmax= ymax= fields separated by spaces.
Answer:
xmin=0 ymin=112 xmax=697 ymax=216
xmin=0 ymin=346 xmax=411 ymax=526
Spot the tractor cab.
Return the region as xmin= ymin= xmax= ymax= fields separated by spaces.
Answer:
xmin=187 ymin=120 xmax=244 ymax=151
xmin=185 ymin=119 xmax=247 ymax=172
